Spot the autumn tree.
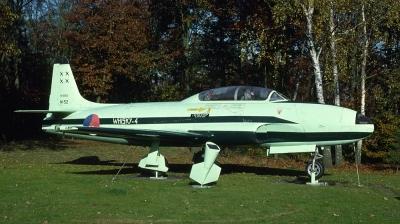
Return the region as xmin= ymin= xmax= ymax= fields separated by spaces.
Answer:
xmin=327 ymin=1 xmax=343 ymax=166
xmin=271 ymin=0 xmax=336 ymax=167
xmin=234 ymin=1 xmax=282 ymax=89
xmin=1 ymin=0 xmax=53 ymax=141
xmin=147 ymin=0 xmax=212 ymax=99
xmin=1 ymin=0 xmax=24 ymax=92
xmin=350 ymin=0 xmax=400 ymax=164
xmin=64 ymin=0 xmax=158 ymax=103
xmin=386 ymin=128 xmax=400 ymax=172
xmin=198 ymin=2 xmax=242 ymax=88
xmin=33 ymin=0 xmax=77 ymax=61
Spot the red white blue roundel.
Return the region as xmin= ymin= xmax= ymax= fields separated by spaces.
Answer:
xmin=83 ymin=114 xmax=100 ymax=127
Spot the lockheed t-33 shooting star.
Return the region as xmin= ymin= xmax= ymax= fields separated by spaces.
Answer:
xmin=16 ymin=57 xmax=374 ymax=186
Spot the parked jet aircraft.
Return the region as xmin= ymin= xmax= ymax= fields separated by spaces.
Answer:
xmin=16 ymin=57 xmax=374 ymax=185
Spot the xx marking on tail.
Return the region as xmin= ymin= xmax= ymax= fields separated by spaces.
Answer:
xmin=60 ymin=72 xmax=70 ymax=84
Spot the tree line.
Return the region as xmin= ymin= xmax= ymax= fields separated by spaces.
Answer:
xmin=1 ymin=0 xmax=400 ymax=168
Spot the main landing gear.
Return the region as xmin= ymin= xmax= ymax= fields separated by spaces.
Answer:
xmin=305 ymin=147 xmax=325 ymax=185
xmin=138 ymin=141 xmax=222 ymax=186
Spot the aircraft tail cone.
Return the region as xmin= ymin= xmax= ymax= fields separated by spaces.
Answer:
xmin=189 ymin=142 xmax=221 ymax=185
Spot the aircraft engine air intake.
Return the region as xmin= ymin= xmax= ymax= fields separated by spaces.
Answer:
xmin=189 ymin=142 xmax=222 ymax=186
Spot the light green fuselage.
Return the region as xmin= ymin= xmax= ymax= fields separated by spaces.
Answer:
xmin=43 ymin=98 xmax=373 ymax=149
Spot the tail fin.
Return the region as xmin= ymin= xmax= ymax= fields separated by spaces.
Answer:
xmin=49 ymin=57 xmax=99 ymax=111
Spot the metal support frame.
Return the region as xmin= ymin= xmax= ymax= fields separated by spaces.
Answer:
xmin=112 ymin=162 xmax=126 ymax=182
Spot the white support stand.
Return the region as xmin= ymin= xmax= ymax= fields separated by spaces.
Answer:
xmin=306 ymin=171 xmax=321 ymax=186
xmin=191 ymin=184 xmax=212 ymax=188
xmin=150 ymin=171 xmax=167 ymax=180
xmin=138 ymin=140 xmax=169 ymax=178
xmin=189 ymin=142 xmax=221 ymax=187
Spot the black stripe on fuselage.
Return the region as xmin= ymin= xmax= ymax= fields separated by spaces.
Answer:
xmin=199 ymin=131 xmax=370 ymax=146
xmin=42 ymin=115 xmax=370 ymax=146
xmin=42 ymin=115 xmax=296 ymax=125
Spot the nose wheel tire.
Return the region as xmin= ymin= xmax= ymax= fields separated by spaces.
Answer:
xmin=305 ymin=160 xmax=324 ymax=180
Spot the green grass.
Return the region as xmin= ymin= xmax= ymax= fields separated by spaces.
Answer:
xmin=1 ymin=140 xmax=399 ymax=223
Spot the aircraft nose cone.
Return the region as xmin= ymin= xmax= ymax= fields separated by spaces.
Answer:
xmin=355 ymin=112 xmax=373 ymax=125
xmin=354 ymin=112 xmax=374 ymax=138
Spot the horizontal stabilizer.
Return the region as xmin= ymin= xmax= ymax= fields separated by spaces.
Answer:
xmin=190 ymin=163 xmax=221 ymax=185
xmin=15 ymin=110 xmax=75 ymax=114
xmin=15 ymin=110 xmax=75 ymax=119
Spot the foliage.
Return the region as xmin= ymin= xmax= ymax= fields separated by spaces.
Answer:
xmin=364 ymin=113 xmax=400 ymax=161
xmin=0 ymin=1 xmax=21 ymax=65
xmin=0 ymin=1 xmax=51 ymax=142
xmin=385 ymin=127 xmax=400 ymax=172
xmin=2 ymin=0 xmax=400 ymax=164
xmin=364 ymin=66 xmax=400 ymax=162
xmin=63 ymin=0 xmax=159 ymax=102
xmin=0 ymin=1 xmax=22 ymax=92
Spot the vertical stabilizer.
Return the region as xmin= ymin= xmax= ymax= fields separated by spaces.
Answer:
xmin=49 ymin=57 xmax=99 ymax=111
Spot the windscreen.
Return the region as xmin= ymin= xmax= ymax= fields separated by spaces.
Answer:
xmin=198 ymin=86 xmax=273 ymax=101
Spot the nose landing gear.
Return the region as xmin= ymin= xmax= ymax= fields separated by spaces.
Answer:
xmin=306 ymin=147 xmax=325 ymax=186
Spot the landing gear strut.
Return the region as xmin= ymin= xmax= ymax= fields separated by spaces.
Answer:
xmin=306 ymin=147 xmax=325 ymax=185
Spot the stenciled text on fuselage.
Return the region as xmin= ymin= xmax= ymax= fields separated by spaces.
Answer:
xmin=113 ymin=118 xmax=137 ymax=125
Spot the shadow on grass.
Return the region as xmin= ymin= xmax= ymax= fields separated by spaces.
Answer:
xmin=60 ymin=156 xmax=324 ymax=180
xmin=62 ymin=156 xmax=117 ymax=165
xmin=220 ymin=164 xmax=308 ymax=177
xmin=1 ymin=139 xmax=80 ymax=151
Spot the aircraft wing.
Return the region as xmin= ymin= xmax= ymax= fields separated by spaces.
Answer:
xmin=65 ymin=126 xmax=214 ymax=145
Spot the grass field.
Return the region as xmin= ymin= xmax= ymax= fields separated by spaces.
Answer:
xmin=1 ymin=139 xmax=399 ymax=223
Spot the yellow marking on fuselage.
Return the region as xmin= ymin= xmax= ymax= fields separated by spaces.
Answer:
xmin=187 ymin=107 xmax=206 ymax=112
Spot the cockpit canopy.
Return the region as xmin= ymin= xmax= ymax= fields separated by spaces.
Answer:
xmin=195 ymin=86 xmax=289 ymax=102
